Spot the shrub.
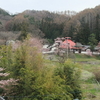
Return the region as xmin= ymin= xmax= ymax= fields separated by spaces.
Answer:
xmin=54 ymin=60 xmax=82 ymax=100
xmin=0 ymin=37 xmax=82 ymax=100
xmin=93 ymin=68 xmax=100 ymax=82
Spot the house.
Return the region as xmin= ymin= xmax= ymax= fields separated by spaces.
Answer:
xmin=59 ymin=37 xmax=76 ymax=49
xmin=42 ymin=37 xmax=82 ymax=54
xmin=94 ymin=41 xmax=100 ymax=51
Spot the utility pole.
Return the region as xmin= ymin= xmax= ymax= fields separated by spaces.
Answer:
xmin=66 ymin=39 xmax=68 ymax=59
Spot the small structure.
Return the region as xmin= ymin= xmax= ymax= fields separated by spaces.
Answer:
xmin=86 ymin=49 xmax=92 ymax=56
xmin=73 ymin=42 xmax=83 ymax=53
xmin=95 ymin=41 xmax=100 ymax=51
xmin=82 ymin=45 xmax=90 ymax=51
xmin=42 ymin=45 xmax=50 ymax=52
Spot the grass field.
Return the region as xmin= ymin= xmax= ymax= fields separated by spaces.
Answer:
xmin=74 ymin=53 xmax=100 ymax=100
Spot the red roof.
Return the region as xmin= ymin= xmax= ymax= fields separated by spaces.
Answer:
xmin=59 ymin=39 xmax=76 ymax=49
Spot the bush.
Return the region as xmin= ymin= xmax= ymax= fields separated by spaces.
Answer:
xmin=93 ymin=68 xmax=100 ymax=82
xmin=54 ymin=60 xmax=82 ymax=99
xmin=0 ymin=37 xmax=82 ymax=100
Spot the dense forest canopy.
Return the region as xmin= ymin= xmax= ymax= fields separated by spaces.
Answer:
xmin=0 ymin=5 xmax=100 ymax=44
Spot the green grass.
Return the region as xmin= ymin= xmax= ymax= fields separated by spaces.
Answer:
xmin=74 ymin=53 xmax=99 ymax=61
xmin=74 ymin=53 xmax=100 ymax=100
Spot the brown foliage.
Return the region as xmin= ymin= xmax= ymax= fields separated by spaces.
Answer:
xmin=23 ymin=36 xmax=43 ymax=52
xmin=0 ymin=31 xmax=21 ymax=45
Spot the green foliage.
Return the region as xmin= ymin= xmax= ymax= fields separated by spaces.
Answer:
xmin=63 ymin=60 xmax=82 ymax=99
xmin=54 ymin=60 xmax=82 ymax=99
xmin=95 ymin=14 xmax=100 ymax=41
xmin=68 ymin=25 xmax=75 ymax=39
xmin=19 ymin=21 xmax=29 ymax=40
xmin=0 ymin=22 xmax=2 ymax=25
xmin=12 ymin=23 xmax=22 ymax=31
xmin=0 ymin=38 xmax=82 ymax=100
xmin=47 ymin=39 xmax=53 ymax=44
xmin=88 ymin=33 xmax=97 ymax=51
xmin=29 ymin=17 xmax=35 ymax=24
xmin=0 ymin=45 xmax=14 ymax=96
xmin=39 ymin=18 xmax=64 ymax=40
xmin=76 ymin=18 xmax=91 ymax=44
xmin=24 ymin=15 xmax=29 ymax=18
xmin=0 ymin=45 xmax=13 ymax=69
xmin=0 ymin=8 xmax=9 ymax=15
xmin=0 ymin=88 xmax=4 ymax=94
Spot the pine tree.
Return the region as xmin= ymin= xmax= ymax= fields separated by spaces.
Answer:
xmin=76 ymin=17 xmax=91 ymax=44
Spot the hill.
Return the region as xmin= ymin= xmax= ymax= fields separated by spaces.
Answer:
xmin=0 ymin=5 xmax=100 ymax=45
xmin=63 ymin=5 xmax=100 ymax=44
xmin=0 ymin=8 xmax=13 ymax=31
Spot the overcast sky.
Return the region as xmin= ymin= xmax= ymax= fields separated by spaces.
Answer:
xmin=0 ymin=0 xmax=100 ymax=14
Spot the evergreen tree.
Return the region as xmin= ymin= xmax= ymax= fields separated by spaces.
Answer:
xmin=68 ymin=25 xmax=74 ymax=39
xmin=63 ymin=60 xmax=82 ymax=99
xmin=54 ymin=60 xmax=82 ymax=100
xmin=39 ymin=18 xmax=64 ymax=40
xmin=19 ymin=21 xmax=29 ymax=40
xmin=95 ymin=14 xmax=100 ymax=41
xmin=76 ymin=17 xmax=91 ymax=44
xmin=88 ymin=33 xmax=97 ymax=52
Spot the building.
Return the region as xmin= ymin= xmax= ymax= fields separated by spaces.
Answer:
xmin=59 ymin=37 xmax=76 ymax=49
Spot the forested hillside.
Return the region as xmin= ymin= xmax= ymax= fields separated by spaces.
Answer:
xmin=0 ymin=8 xmax=12 ymax=31
xmin=0 ymin=5 xmax=100 ymax=44
xmin=64 ymin=5 xmax=100 ymax=45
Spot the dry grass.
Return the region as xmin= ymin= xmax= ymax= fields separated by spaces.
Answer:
xmin=80 ymin=69 xmax=95 ymax=81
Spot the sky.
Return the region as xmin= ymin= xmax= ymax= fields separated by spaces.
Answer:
xmin=0 ymin=0 xmax=100 ymax=14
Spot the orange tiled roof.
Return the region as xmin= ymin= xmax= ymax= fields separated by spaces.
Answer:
xmin=59 ymin=39 xmax=76 ymax=49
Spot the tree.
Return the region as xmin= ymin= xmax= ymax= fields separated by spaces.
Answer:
xmin=54 ymin=60 xmax=82 ymax=100
xmin=0 ymin=45 xmax=17 ymax=98
xmin=0 ymin=37 xmax=82 ymax=100
xmin=39 ymin=18 xmax=64 ymax=40
xmin=6 ymin=38 xmax=72 ymax=100
xmin=28 ymin=17 xmax=35 ymax=24
xmin=94 ymin=14 xmax=100 ymax=41
xmin=68 ymin=25 xmax=75 ymax=39
xmin=63 ymin=60 xmax=82 ymax=99
xmin=19 ymin=21 xmax=29 ymax=40
xmin=76 ymin=17 xmax=91 ymax=44
xmin=88 ymin=33 xmax=98 ymax=52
